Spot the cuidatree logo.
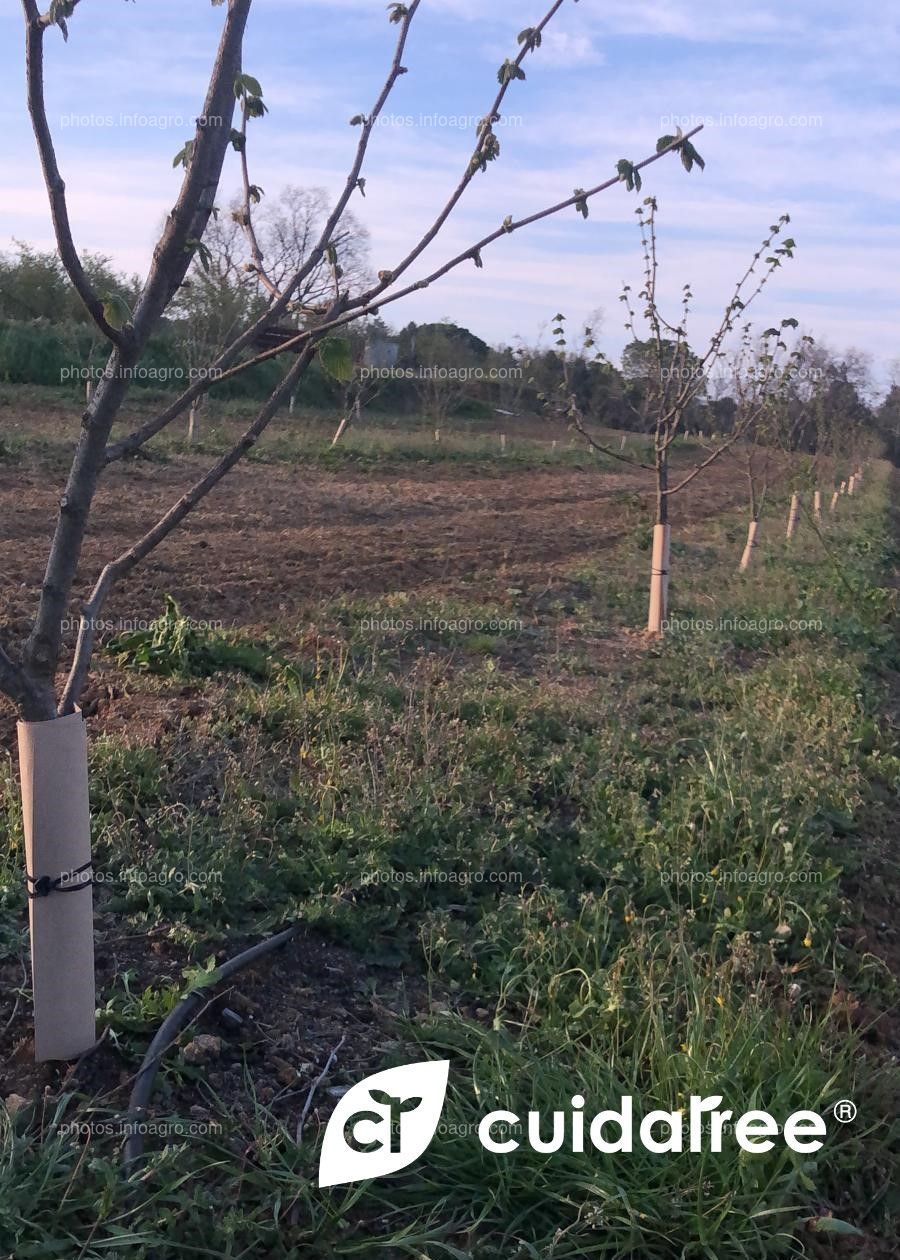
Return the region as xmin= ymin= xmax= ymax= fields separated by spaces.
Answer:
xmin=318 ymin=1061 xmax=450 ymax=1188
xmin=318 ymin=1060 xmax=842 ymax=1190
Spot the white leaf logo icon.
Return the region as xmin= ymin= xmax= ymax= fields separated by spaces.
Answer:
xmin=318 ymin=1060 xmax=450 ymax=1188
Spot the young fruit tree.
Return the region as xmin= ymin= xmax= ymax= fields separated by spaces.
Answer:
xmin=559 ymin=197 xmax=799 ymax=633
xmin=3 ymin=0 xmax=707 ymax=1061
xmin=723 ymin=328 xmax=816 ymax=571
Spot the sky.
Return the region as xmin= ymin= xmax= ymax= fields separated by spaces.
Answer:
xmin=0 ymin=0 xmax=897 ymax=389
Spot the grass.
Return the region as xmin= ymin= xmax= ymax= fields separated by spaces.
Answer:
xmin=0 ymin=464 xmax=897 ymax=1257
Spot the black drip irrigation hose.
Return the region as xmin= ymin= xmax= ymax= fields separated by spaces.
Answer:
xmin=122 ymin=922 xmax=302 ymax=1172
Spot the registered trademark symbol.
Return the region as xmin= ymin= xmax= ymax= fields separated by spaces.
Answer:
xmin=832 ymin=1100 xmax=857 ymax=1123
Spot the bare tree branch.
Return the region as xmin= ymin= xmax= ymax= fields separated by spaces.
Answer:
xmin=21 ymin=0 xmax=126 ymax=345
xmin=105 ymin=0 xmax=423 ymax=465
xmin=192 ymin=125 xmax=708 ymax=372
xmin=355 ymin=0 xmax=568 ymax=309
xmin=132 ymin=0 xmax=252 ymax=336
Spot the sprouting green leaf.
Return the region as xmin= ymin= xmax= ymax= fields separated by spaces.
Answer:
xmin=517 ymin=27 xmax=542 ymax=50
xmin=172 ymin=140 xmax=195 ymax=170
xmin=48 ymin=0 xmax=77 ymax=39
xmin=497 ymin=59 xmax=526 ymax=85
xmin=234 ymin=73 xmax=264 ymax=99
xmin=185 ymin=239 xmax=213 ymax=274
xmin=615 ymin=160 xmax=641 ymax=193
xmin=318 ymin=337 xmax=354 ymax=384
xmin=182 ymin=955 xmax=221 ymax=990
xmin=100 ymin=293 xmax=132 ymax=331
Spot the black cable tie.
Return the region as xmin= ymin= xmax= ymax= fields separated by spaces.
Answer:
xmin=26 ymin=860 xmax=95 ymax=899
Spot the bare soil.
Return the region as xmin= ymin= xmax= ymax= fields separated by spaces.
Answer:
xmin=0 ymin=423 xmax=748 ymax=646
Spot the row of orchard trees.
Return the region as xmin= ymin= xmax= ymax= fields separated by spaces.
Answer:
xmin=3 ymin=0 xmax=718 ymax=1063
xmin=541 ymin=199 xmax=877 ymax=634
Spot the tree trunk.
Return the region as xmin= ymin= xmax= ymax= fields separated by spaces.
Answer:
xmin=786 ymin=491 xmax=800 ymax=540
xmin=739 ymin=518 xmax=760 ymax=572
xmin=18 ymin=709 xmax=96 ymax=1061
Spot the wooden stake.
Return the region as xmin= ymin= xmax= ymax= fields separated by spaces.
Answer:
xmin=500 ymin=433 xmax=507 ymax=455
xmin=647 ymin=523 xmax=671 ymax=635
xmin=786 ymin=492 xmax=800 ymax=540
xmin=18 ymin=710 xmax=96 ymax=1061
xmin=739 ymin=519 xmax=760 ymax=572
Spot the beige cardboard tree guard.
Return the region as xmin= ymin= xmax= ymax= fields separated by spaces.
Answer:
xmin=647 ymin=523 xmax=671 ymax=634
xmin=18 ymin=710 xmax=96 ymax=1061
xmin=786 ymin=492 xmax=801 ymax=540
xmin=739 ymin=519 xmax=760 ymax=572
xmin=830 ymin=489 xmax=839 ymax=513
xmin=813 ymin=490 xmax=822 ymax=523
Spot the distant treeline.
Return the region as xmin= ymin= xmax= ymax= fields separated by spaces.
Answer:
xmin=1 ymin=241 xmax=898 ymax=459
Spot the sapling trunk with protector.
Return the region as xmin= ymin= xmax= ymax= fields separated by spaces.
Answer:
xmin=3 ymin=0 xmax=708 ymax=1059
